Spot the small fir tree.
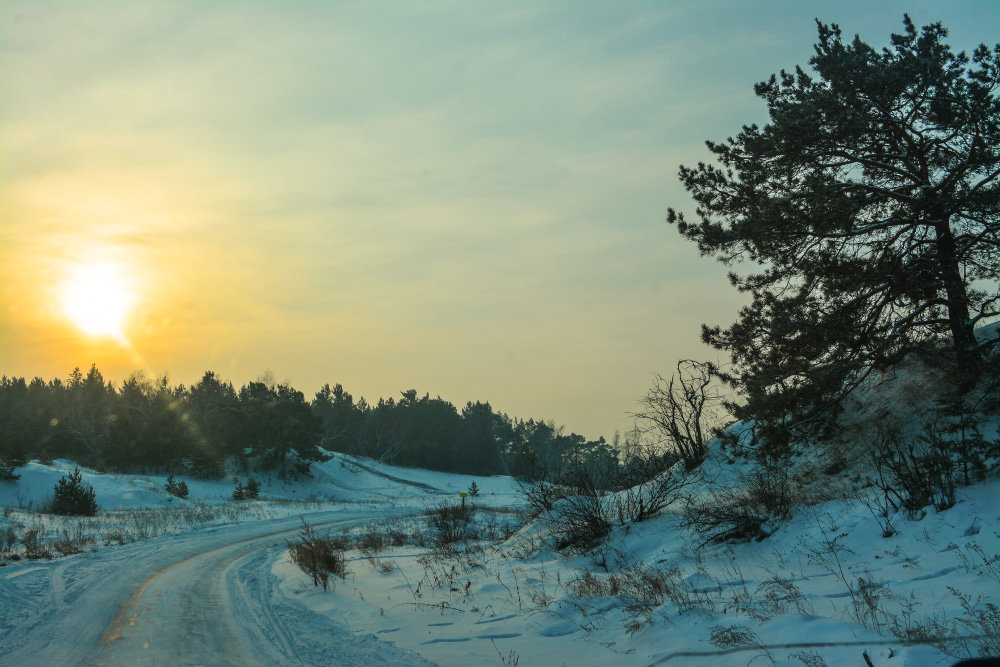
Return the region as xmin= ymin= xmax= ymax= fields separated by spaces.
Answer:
xmin=0 ymin=459 xmax=20 ymax=481
xmin=51 ymin=468 xmax=98 ymax=516
xmin=468 ymin=480 xmax=480 ymax=497
xmin=245 ymin=477 xmax=260 ymax=499
xmin=165 ymin=473 xmax=189 ymax=498
xmin=232 ymin=475 xmax=246 ymax=501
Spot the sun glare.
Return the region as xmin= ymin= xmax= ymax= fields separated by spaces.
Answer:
xmin=60 ymin=263 xmax=133 ymax=340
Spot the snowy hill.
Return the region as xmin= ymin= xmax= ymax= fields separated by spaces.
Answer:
xmin=0 ymin=452 xmax=520 ymax=511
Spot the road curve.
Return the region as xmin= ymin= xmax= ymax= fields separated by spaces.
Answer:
xmin=2 ymin=511 xmax=431 ymax=666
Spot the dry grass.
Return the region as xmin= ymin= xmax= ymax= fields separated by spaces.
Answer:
xmin=287 ymin=518 xmax=348 ymax=591
xmin=0 ymin=499 xmax=335 ymax=562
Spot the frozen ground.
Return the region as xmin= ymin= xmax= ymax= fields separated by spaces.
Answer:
xmin=1 ymin=438 xmax=998 ymax=665
xmin=0 ymin=450 xmax=520 ymax=510
xmin=271 ymin=470 xmax=999 ymax=666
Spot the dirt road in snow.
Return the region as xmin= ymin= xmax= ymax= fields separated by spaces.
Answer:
xmin=2 ymin=512 xmax=431 ymax=666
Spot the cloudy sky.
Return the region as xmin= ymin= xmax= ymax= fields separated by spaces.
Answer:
xmin=2 ymin=1 xmax=997 ymax=439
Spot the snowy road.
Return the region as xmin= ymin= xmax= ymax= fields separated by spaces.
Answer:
xmin=2 ymin=511 xmax=433 ymax=666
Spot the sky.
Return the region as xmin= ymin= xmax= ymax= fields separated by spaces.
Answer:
xmin=2 ymin=1 xmax=998 ymax=441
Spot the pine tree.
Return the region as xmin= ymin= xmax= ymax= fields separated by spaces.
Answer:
xmin=244 ymin=477 xmax=260 ymax=499
xmin=165 ymin=473 xmax=189 ymax=498
xmin=0 ymin=458 xmax=20 ymax=481
xmin=668 ymin=17 xmax=1000 ymax=440
xmin=232 ymin=476 xmax=246 ymax=501
xmin=51 ymin=468 xmax=98 ymax=516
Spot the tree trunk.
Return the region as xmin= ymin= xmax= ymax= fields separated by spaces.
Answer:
xmin=934 ymin=217 xmax=981 ymax=387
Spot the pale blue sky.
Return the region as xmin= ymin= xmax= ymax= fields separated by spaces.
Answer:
xmin=2 ymin=1 xmax=998 ymax=439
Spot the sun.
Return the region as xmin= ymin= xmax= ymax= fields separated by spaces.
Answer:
xmin=60 ymin=262 xmax=133 ymax=340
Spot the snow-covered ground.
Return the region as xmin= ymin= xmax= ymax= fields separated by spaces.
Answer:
xmin=0 ymin=450 xmax=520 ymax=510
xmin=270 ymin=461 xmax=999 ymax=666
xmin=2 ymin=426 xmax=998 ymax=665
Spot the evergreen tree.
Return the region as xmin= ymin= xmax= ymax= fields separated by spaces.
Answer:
xmin=51 ymin=468 xmax=98 ymax=515
xmin=165 ymin=473 xmax=189 ymax=498
xmin=64 ymin=365 xmax=115 ymax=462
xmin=237 ymin=381 xmax=322 ymax=468
xmin=312 ymin=383 xmax=362 ymax=454
xmin=232 ymin=476 xmax=246 ymax=500
xmin=187 ymin=371 xmax=240 ymax=470
xmin=668 ymin=17 xmax=1000 ymax=440
xmin=0 ymin=458 xmax=20 ymax=481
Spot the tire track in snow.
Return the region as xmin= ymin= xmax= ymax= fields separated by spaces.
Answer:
xmin=3 ymin=511 xmax=431 ymax=666
xmin=86 ymin=516 xmax=379 ymax=665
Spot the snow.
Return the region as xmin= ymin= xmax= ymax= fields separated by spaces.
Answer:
xmin=263 ymin=472 xmax=997 ymax=666
xmin=2 ymin=379 xmax=999 ymax=665
xmin=0 ymin=452 xmax=520 ymax=511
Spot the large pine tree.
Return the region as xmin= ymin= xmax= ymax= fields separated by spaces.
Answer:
xmin=669 ymin=17 xmax=1000 ymax=436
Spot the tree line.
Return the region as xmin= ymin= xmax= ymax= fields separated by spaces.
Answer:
xmin=0 ymin=365 xmax=616 ymax=479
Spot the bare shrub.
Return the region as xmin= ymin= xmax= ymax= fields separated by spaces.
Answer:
xmin=22 ymin=524 xmax=52 ymax=560
xmin=566 ymin=569 xmax=607 ymax=597
xmin=956 ymin=541 xmax=1000 ymax=584
xmin=513 ymin=434 xmax=574 ymax=515
xmin=513 ymin=453 xmax=616 ymax=552
xmin=789 ymin=650 xmax=828 ymax=667
xmin=103 ymin=529 xmax=132 ymax=546
xmin=950 ymin=587 xmax=1000 ymax=658
xmin=523 ymin=429 xmax=700 ymax=551
xmin=518 ymin=478 xmax=570 ymax=515
xmin=491 ymin=640 xmax=520 ymax=667
xmin=612 ymin=431 xmax=697 ymax=525
xmin=890 ymin=594 xmax=957 ymax=655
xmin=619 ymin=561 xmax=714 ymax=620
xmin=754 ymin=576 xmax=813 ymax=619
xmin=1 ymin=525 xmax=17 ymax=555
xmin=683 ymin=464 xmax=791 ymax=545
xmin=568 ymin=561 xmax=716 ymax=633
xmin=550 ymin=493 xmax=611 ymax=551
xmin=869 ymin=403 xmax=997 ymax=519
xmin=633 ymin=360 xmax=721 ymax=469
xmin=708 ymin=624 xmax=774 ymax=663
xmin=287 ymin=518 xmax=348 ymax=591
xmin=372 ymin=558 xmax=395 ymax=575
xmin=892 ymin=588 xmax=1000 ymax=659
xmin=853 ymin=573 xmax=891 ymax=633
xmin=896 ymin=426 xmax=956 ymax=513
xmin=357 ymin=528 xmax=386 ymax=554
xmin=801 ymin=514 xmax=892 ymax=632
xmin=861 ymin=483 xmax=898 ymax=539
xmin=386 ymin=527 xmax=408 ymax=547
xmin=52 ymin=538 xmax=82 ymax=556
xmin=428 ymin=502 xmax=474 ymax=546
